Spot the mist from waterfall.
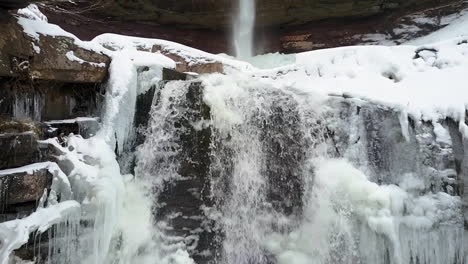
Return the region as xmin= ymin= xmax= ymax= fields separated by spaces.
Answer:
xmin=234 ymin=0 xmax=255 ymax=59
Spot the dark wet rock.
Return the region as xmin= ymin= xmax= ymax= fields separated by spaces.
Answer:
xmin=155 ymin=82 xmax=217 ymax=264
xmin=261 ymin=92 xmax=304 ymax=216
xmin=0 ymin=131 xmax=41 ymax=170
xmin=0 ymin=0 xmax=41 ymax=9
xmin=0 ymin=78 xmax=104 ymax=122
xmin=162 ymin=68 xmax=189 ymax=81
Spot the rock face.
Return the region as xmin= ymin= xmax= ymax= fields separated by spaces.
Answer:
xmin=42 ymin=0 xmax=466 ymax=55
xmin=67 ymin=0 xmax=455 ymax=28
xmin=0 ymin=167 xmax=52 ymax=210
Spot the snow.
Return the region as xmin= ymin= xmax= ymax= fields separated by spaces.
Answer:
xmin=17 ymin=4 xmax=48 ymax=22
xmin=433 ymin=122 xmax=453 ymax=145
xmin=45 ymin=117 xmax=99 ymax=125
xmin=32 ymin=43 xmax=40 ymax=54
xmin=120 ymin=49 xmax=176 ymax=69
xmin=252 ymin=40 xmax=468 ymax=132
xmin=92 ymin=34 xmax=254 ymax=72
xmin=17 ymin=17 xmax=76 ymax=41
xmin=66 ymin=51 xmax=106 ymax=67
xmin=0 ymin=162 xmax=53 ymax=176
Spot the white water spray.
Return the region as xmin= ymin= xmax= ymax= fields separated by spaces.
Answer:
xmin=234 ymin=0 xmax=255 ymax=59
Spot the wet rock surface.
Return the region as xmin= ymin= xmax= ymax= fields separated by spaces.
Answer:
xmin=0 ymin=0 xmax=40 ymax=9
xmin=0 ymin=78 xmax=104 ymax=122
xmin=0 ymin=131 xmax=41 ymax=170
xmin=134 ymin=81 xmax=217 ymax=264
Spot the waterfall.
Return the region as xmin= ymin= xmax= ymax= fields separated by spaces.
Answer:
xmin=203 ymin=73 xmax=324 ymax=264
xmin=135 ymin=71 xmax=465 ymax=264
xmin=234 ymin=0 xmax=255 ymax=59
xmin=1 ymin=65 xmax=465 ymax=264
xmin=1 ymin=32 xmax=466 ymax=264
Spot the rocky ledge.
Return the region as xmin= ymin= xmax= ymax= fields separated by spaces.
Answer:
xmin=38 ymin=0 xmax=467 ymax=55
xmin=42 ymin=0 xmax=457 ymax=28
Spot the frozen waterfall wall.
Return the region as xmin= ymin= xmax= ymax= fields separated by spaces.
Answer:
xmin=132 ymin=73 xmax=467 ymax=264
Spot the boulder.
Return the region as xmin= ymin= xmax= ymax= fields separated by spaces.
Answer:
xmin=152 ymin=45 xmax=224 ymax=74
xmin=0 ymin=14 xmax=110 ymax=83
xmin=0 ymin=166 xmax=52 ymax=206
xmin=29 ymin=35 xmax=109 ymax=83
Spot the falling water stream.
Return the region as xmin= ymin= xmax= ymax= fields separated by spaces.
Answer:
xmin=234 ymin=0 xmax=255 ymax=58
